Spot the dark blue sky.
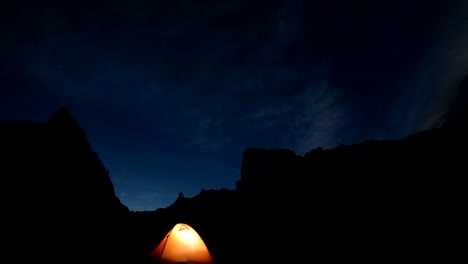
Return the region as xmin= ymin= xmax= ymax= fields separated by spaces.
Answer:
xmin=1 ymin=0 xmax=467 ymax=211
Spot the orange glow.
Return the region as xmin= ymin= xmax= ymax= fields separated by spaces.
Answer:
xmin=149 ymin=223 xmax=214 ymax=264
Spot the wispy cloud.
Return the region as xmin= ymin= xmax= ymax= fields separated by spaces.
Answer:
xmin=21 ymin=0 xmax=465 ymax=157
xmin=388 ymin=0 xmax=468 ymax=139
xmin=287 ymin=72 xmax=351 ymax=155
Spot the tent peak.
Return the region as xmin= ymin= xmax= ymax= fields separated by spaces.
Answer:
xmin=150 ymin=223 xmax=214 ymax=264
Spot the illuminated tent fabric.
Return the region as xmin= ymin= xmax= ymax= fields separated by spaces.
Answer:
xmin=149 ymin=223 xmax=214 ymax=264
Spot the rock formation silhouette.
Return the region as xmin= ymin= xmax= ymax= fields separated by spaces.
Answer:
xmin=0 ymin=106 xmax=132 ymax=263
xmin=0 ymin=75 xmax=466 ymax=263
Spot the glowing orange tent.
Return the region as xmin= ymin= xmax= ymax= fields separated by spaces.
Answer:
xmin=149 ymin=223 xmax=214 ymax=264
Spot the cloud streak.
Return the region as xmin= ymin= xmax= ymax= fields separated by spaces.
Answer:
xmin=388 ymin=0 xmax=468 ymax=139
xmin=24 ymin=0 xmax=463 ymax=156
xmin=288 ymin=69 xmax=352 ymax=154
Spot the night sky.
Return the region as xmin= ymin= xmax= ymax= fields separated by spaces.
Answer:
xmin=1 ymin=0 xmax=467 ymax=211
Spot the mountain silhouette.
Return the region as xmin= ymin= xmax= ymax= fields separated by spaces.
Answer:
xmin=0 ymin=106 xmax=131 ymax=263
xmin=0 ymin=76 xmax=466 ymax=263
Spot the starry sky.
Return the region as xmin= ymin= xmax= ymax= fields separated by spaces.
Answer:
xmin=1 ymin=0 xmax=468 ymax=211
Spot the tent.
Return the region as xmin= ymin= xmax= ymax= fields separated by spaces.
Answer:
xmin=149 ymin=223 xmax=214 ymax=264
